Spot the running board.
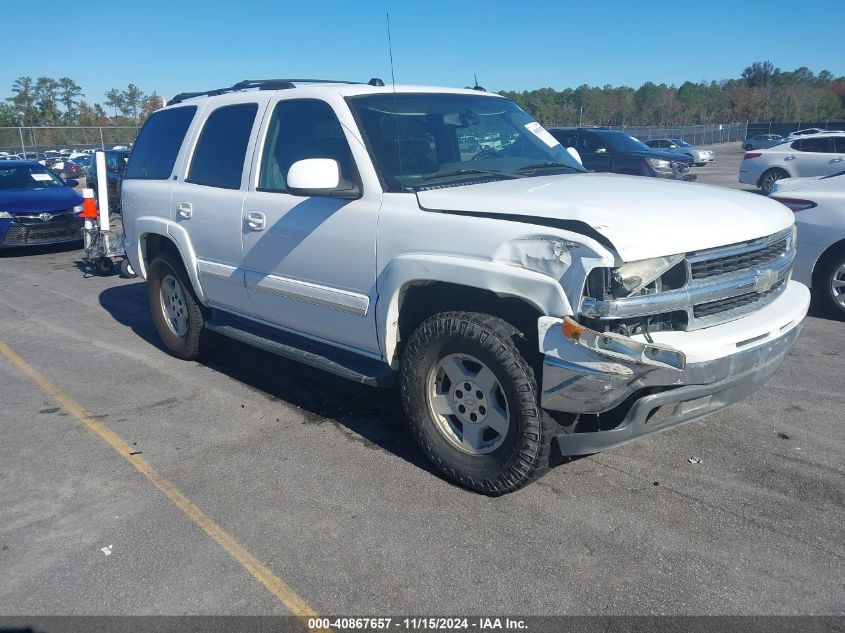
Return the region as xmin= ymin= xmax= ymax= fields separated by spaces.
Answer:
xmin=206 ymin=311 xmax=395 ymax=387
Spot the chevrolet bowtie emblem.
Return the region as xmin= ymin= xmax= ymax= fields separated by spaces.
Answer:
xmin=754 ymin=269 xmax=778 ymax=294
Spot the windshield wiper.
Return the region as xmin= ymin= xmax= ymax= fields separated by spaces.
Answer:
xmin=413 ymin=168 xmax=525 ymax=185
xmin=516 ymin=162 xmax=582 ymax=174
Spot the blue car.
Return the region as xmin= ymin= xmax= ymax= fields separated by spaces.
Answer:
xmin=0 ymin=160 xmax=85 ymax=248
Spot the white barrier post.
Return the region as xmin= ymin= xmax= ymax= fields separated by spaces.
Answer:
xmin=94 ymin=151 xmax=110 ymax=256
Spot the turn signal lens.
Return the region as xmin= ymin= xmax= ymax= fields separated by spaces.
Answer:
xmin=744 ymin=152 xmax=762 ymax=159
xmin=562 ymin=317 xmax=586 ymax=341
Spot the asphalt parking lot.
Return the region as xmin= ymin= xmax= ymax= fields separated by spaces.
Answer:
xmin=1 ymin=143 xmax=843 ymax=618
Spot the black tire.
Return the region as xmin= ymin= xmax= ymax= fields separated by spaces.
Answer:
xmin=759 ymin=168 xmax=789 ymax=195
xmin=147 ymin=251 xmax=214 ymax=360
xmin=120 ymin=258 xmax=137 ymax=278
xmin=400 ymin=311 xmax=555 ymax=495
xmin=96 ymin=257 xmax=114 ymax=276
xmin=814 ymin=249 xmax=845 ymax=319
xmin=744 ymin=144 xmax=753 ymax=151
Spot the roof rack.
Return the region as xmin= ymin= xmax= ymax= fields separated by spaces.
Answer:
xmin=169 ymin=78 xmax=386 ymax=104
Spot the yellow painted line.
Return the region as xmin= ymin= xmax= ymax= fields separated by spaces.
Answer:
xmin=0 ymin=339 xmax=325 ymax=626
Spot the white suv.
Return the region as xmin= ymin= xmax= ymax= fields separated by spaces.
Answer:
xmin=123 ymin=79 xmax=809 ymax=494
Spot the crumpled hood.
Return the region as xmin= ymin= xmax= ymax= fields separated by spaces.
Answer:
xmin=0 ymin=187 xmax=83 ymax=214
xmin=416 ymin=172 xmax=794 ymax=261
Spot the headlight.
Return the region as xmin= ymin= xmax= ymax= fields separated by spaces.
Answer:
xmin=613 ymin=254 xmax=685 ymax=296
xmin=646 ymin=157 xmax=672 ymax=171
xmin=73 ymin=204 xmax=83 ymax=214
xmin=0 ymin=211 xmax=13 ymax=219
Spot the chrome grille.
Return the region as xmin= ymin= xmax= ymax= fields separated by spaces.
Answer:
xmin=581 ymin=227 xmax=796 ymax=331
xmin=690 ymin=236 xmax=788 ymax=279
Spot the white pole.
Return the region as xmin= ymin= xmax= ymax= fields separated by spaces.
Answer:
xmin=94 ymin=151 xmax=110 ymax=232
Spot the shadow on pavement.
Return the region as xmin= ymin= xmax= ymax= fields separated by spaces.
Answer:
xmin=97 ymin=282 xmax=438 ymax=478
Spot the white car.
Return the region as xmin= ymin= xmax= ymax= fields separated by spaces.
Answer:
xmin=643 ymin=139 xmax=715 ymax=166
xmin=122 ymin=79 xmax=808 ymax=494
xmin=770 ymin=171 xmax=845 ymax=317
xmin=739 ymin=132 xmax=845 ymax=194
xmin=787 ymin=128 xmax=844 ymax=138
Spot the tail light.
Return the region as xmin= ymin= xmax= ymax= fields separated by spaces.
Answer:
xmin=772 ymin=197 xmax=817 ymax=212
xmin=744 ymin=152 xmax=762 ymax=159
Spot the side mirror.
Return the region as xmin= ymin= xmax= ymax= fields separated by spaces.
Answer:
xmin=595 ymin=147 xmax=608 ymax=154
xmin=669 ymin=144 xmax=678 ymax=149
xmin=565 ymin=146 xmax=583 ymax=165
xmin=65 ymin=179 xmax=79 ymax=187
xmin=286 ymin=158 xmax=360 ymax=199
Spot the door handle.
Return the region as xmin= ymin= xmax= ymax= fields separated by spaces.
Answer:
xmin=831 ymin=157 xmax=844 ymax=163
xmin=244 ymin=211 xmax=266 ymax=231
xmin=177 ymin=202 xmax=193 ymax=218
xmin=784 ymin=155 xmax=795 ymax=161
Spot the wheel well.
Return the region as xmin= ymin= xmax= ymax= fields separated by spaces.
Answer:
xmin=811 ymin=238 xmax=845 ymax=287
xmin=142 ymin=233 xmax=182 ymax=270
xmin=758 ymin=167 xmax=789 ymax=186
xmin=396 ymin=282 xmax=543 ymax=355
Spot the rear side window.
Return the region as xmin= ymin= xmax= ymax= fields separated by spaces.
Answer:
xmin=125 ymin=106 xmax=196 ymax=180
xmin=792 ymin=137 xmax=834 ymax=153
xmin=187 ymin=103 xmax=258 ymax=189
xmin=835 ymin=137 xmax=845 ymax=153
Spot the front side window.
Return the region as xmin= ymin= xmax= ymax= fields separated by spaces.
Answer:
xmin=188 ymin=103 xmax=258 ymax=189
xmin=126 ymin=105 xmax=196 ymax=180
xmin=347 ymin=93 xmax=584 ymax=192
xmin=834 ymin=137 xmax=845 ymax=153
xmin=258 ymin=99 xmax=358 ymax=192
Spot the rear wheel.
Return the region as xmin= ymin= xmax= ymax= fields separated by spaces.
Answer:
xmin=744 ymin=143 xmax=753 ymax=151
xmin=816 ymin=250 xmax=845 ymax=319
xmin=759 ymin=168 xmax=788 ymax=194
xmin=400 ymin=311 xmax=554 ymax=495
xmin=147 ymin=252 xmax=214 ymax=360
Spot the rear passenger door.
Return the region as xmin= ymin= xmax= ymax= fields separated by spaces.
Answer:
xmin=174 ymin=95 xmax=271 ymax=314
xmin=240 ymin=97 xmax=381 ymax=355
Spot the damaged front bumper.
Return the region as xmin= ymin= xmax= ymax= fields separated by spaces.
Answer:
xmin=538 ymin=281 xmax=809 ymax=456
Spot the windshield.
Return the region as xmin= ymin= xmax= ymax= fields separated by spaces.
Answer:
xmin=346 ymin=93 xmax=585 ymax=192
xmin=0 ymin=164 xmax=66 ymax=191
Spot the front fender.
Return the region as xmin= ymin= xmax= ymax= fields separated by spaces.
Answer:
xmin=377 ymin=253 xmax=574 ymax=368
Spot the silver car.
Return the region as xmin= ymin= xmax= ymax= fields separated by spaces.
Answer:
xmin=744 ymin=134 xmax=785 ymax=151
xmin=643 ymin=138 xmax=715 ymax=166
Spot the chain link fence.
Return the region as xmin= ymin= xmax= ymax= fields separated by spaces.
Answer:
xmin=546 ymin=122 xmax=749 ymax=146
xmin=0 ymin=126 xmax=139 ymax=156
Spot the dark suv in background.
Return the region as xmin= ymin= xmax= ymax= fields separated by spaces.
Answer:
xmin=86 ymin=149 xmax=130 ymax=212
xmin=547 ymin=127 xmax=695 ymax=180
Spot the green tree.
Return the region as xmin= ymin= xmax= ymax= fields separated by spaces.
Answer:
xmin=33 ymin=77 xmax=60 ymax=125
xmin=121 ymin=84 xmax=145 ymax=120
xmin=7 ymin=76 xmax=38 ymax=125
xmin=104 ymin=88 xmax=124 ymax=118
xmin=57 ymin=77 xmax=84 ymax=123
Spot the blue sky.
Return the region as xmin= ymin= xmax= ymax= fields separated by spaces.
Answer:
xmin=3 ymin=0 xmax=842 ymax=104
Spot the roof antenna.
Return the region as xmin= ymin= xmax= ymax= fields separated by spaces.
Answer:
xmin=472 ymin=74 xmax=486 ymax=92
xmin=386 ymin=13 xmax=405 ymax=188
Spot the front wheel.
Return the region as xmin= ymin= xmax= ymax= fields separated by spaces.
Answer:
xmin=400 ymin=311 xmax=554 ymax=495
xmin=147 ymin=252 xmax=214 ymax=360
xmin=816 ymin=250 xmax=845 ymax=319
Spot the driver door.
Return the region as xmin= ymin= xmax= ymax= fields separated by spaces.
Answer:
xmin=240 ymin=97 xmax=381 ymax=355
